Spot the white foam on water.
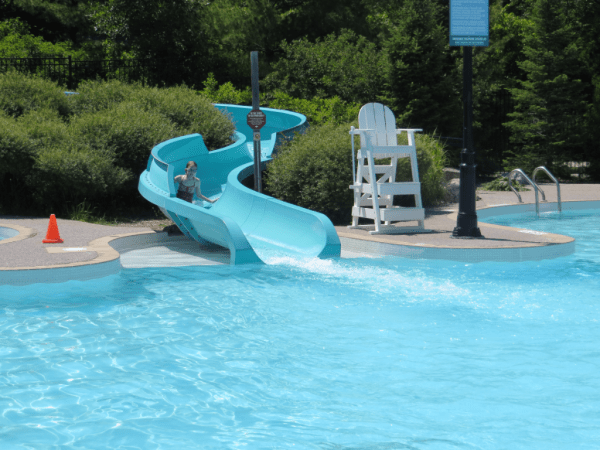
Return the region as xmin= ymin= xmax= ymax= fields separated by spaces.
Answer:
xmin=263 ymin=254 xmax=470 ymax=301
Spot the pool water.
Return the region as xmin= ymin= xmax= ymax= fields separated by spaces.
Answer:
xmin=1 ymin=210 xmax=599 ymax=449
xmin=0 ymin=227 xmax=19 ymax=241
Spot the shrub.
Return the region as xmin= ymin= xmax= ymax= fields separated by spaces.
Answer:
xmin=28 ymin=142 xmax=131 ymax=215
xmin=480 ymin=177 xmax=530 ymax=192
xmin=67 ymin=79 xmax=139 ymax=115
xmin=0 ymin=112 xmax=38 ymax=177
xmin=199 ymin=74 xmax=361 ymax=127
xmin=265 ymin=122 xmax=448 ymax=225
xmin=0 ymin=69 xmax=70 ymax=118
xmin=266 ymin=91 xmax=360 ymax=126
xmin=128 ymin=84 xmax=236 ymax=150
xmin=0 ymin=75 xmax=238 ymax=217
xmin=394 ymin=133 xmax=448 ymax=207
xmin=17 ymin=108 xmax=71 ymax=149
xmin=201 ymin=73 xmax=253 ymax=105
xmin=70 ymin=80 xmax=236 ymax=150
xmin=70 ymin=102 xmax=178 ymax=180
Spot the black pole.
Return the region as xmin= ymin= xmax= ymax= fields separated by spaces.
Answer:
xmin=68 ymin=55 xmax=73 ymax=90
xmin=251 ymin=51 xmax=262 ymax=193
xmin=452 ymin=46 xmax=483 ymax=238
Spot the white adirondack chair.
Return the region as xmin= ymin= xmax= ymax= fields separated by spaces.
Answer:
xmin=349 ymin=103 xmax=426 ymax=234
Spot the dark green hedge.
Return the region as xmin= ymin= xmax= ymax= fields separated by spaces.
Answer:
xmin=0 ymin=72 xmax=235 ymax=217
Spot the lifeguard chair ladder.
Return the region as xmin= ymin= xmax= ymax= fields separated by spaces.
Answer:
xmin=349 ymin=103 xmax=425 ymax=234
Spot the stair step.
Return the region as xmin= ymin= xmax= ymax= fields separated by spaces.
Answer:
xmin=352 ymin=206 xmax=425 ymax=222
xmin=350 ymin=182 xmax=421 ymax=196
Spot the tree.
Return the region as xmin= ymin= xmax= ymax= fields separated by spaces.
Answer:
xmin=571 ymin=0 xmax=600 ymax=181
xmin=0 ymin=18 xmax=81 ymax=58
xmin=89 ymin=0 xmax=208 ymax=85
xmin=469 ymin=0 xmax=534 ymax=173
xmin=504 ymin=0 xmax=591 ymax=176
xmin=263 ymin=30 xmax=386 ymax=104
xmin=382 ymin=0 xmax=461 ymax=136
xmin=3 ymin=0 xmax=97 ymax=48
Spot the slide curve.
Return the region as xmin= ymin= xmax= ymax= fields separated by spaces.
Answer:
xmin=138 ymin=104 xmax=341 ymax=264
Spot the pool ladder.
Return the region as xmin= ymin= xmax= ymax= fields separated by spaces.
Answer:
xmin=508 ymin=166 xmax=562 ymax=217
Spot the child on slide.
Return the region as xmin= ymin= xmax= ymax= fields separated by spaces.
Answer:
xmin=174 ymin=161 xmax=217 ymax=205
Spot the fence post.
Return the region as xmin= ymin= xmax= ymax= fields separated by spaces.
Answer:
xmin=68 ymin=55 xmax=73 ymax=90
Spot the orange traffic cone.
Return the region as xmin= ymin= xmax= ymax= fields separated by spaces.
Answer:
xmin=42 ymin=214 xmax=64 ymax=243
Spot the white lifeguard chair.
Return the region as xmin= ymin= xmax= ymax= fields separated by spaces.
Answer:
xmin=349 ymin=103 xmax=425 ymax=234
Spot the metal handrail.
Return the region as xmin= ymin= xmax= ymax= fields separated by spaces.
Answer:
xmin=508 ymin=169 xmax=540 ymax=217
xmin=532 ymin=166 xmax=562 ymax=212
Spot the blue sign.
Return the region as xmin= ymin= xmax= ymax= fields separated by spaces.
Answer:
xmin=450 ymin=0 xmax=489 ymax=47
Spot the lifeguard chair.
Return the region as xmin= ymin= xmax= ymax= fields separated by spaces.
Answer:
xmin=349 ymin=103 xmax=425 ymax=234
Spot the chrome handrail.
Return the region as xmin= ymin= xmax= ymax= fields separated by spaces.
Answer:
xmin=532 ymin=166 xmax=562 ymax=212
xmin=509 ymin=169 xmax=540 ymax=217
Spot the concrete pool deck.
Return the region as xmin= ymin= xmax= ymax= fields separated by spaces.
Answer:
xmin=1 ymin=183 xmax=599 ymax=285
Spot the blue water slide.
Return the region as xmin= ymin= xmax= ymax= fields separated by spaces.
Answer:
xmin=138 ymin=104 xmax=341 ymax=264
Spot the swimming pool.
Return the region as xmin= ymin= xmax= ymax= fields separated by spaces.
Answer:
xmin=1 ymin=209 xmax=599 ymax=449
xmin=0 ymin=227 xmax=19 ymax=241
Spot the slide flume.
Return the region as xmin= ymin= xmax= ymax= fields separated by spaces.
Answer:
xmin=138 ymin=104 xmax=341 ymax=264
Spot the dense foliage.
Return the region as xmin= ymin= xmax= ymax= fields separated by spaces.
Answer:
xmin=3 ymin=0 xmax=596 ymax=182
xmin=1 ymin=0 xmax=599 ymax=221
xmin=0 ymin=71 xmax=235 ymax=217
xmin=265 ymin=123 xmax=447 ymax=225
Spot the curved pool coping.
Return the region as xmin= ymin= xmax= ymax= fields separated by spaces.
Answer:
xmin=340 ymin=200 xmax=599 ymax=262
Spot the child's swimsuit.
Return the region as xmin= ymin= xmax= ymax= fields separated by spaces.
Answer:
xmin=176 ymin=181 xmax=195 ymax=203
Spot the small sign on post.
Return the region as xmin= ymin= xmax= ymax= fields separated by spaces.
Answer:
xmin=247 ymin=109 xmax=267 ymax=131
xmin=247 ymin=51 xmax=266 ymax=193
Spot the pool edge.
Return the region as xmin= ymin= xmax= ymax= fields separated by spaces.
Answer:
xmin=338 ymin=200 xmax=599 ymax=263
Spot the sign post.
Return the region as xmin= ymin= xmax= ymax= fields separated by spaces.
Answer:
xmin=450 ymin=0 xmax=488 ymax=239
xmin=247 ymin=51 xmax=267 ymax=193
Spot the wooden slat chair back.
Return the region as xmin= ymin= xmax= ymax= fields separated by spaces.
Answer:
xmin=349 ymin=102 xmax=426 ymax=234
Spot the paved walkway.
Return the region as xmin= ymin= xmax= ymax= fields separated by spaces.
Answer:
xmin=1 ymin=183 xmax=599 ymax=280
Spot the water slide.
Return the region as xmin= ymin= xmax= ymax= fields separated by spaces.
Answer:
xmin=138 ymin=104 xmax=341 ymax=264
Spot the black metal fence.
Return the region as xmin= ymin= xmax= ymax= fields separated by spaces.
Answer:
xmin=0 ymin=56 xmax=195 ymax=90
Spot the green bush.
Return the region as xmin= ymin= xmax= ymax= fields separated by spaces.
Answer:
xmin=70 ymin=102 xmax=178 ymax=180
xmin=67 ymin=79 xmax=139 ymax=115
xmin=265 ymin=122 xmax=448 ymax=225
xmin=394 ymin=133 xmax=448 ymax=208
xmin=200 ymin=74 xmax=361 ymax=127
xmin=128 ymin=84 xmax=236 ymax=150
xmin=71 ymin=80 xmax=236 ymax=150
xmin=0 ymin=69 xmax=71 ymax=118
xmin=266 ymin=91 xmax=360 ymax=126
xmin=28 ymin=142 xmax=131 ymax=215
xmin=480 ymin=177 xmax=530 ymax=192
xmin=0 ymin=112 xmax=38 ymax=177
xmin=17 ymin=108 xmax=72 ymax=149
xmin=201 ymin=73 xmax=253 ymax=105
xmin=0 ymin=73 xmax=236 ymax=217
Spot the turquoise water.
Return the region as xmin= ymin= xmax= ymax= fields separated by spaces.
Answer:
xmin=1 ymin=210 xmax=599 ymax=449
xmin=0 ymin=227 xmax=18 ymax=241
